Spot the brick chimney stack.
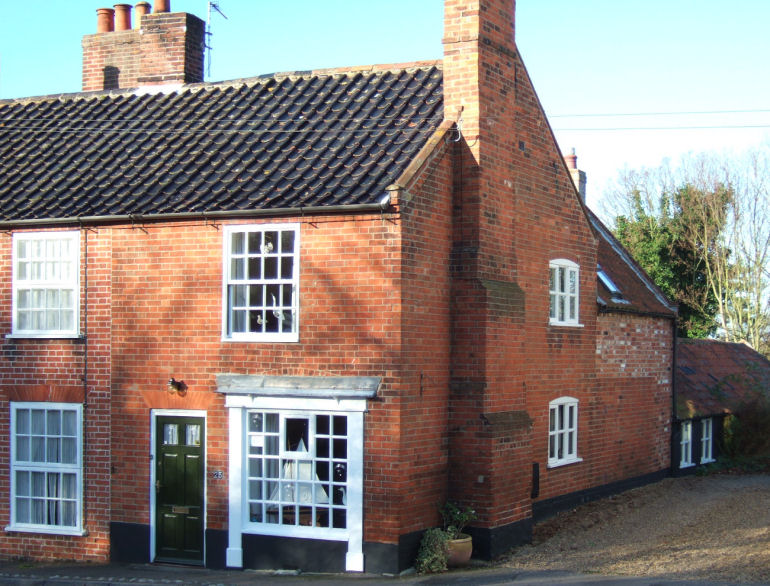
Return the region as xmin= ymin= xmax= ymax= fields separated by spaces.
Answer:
xmin=565 ymin=148 xmax=587 ymax=202
xmin=82 ymin=1 xmax=205 ymax=91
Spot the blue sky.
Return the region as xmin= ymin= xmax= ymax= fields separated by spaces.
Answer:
xmin=1 ymin=0 xmax=769 ymax=211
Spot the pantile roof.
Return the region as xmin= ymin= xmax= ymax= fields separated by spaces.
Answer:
xmin=0 ymin=64 xmax=443 ymax=224
xmin=676 ymin=338 xmax=770 ymax=419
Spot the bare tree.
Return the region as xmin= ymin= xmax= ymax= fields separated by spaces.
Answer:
xmin=603 ymin=146 xmax=770 ymax=354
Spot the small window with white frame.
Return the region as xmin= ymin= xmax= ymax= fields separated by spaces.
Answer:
xmin=548 ymin=397 xmax=581 ymax=467
xmin=223 ymin=224 xmax=299 ymax=342
xmin=12 ymin=231 xmax=80 ymax=337
xmin=8 ymin=402 xmax=83 ymax=535
xmin=680 ymin=420 xmax=693 ymax=468
xmin=549 ymin=259 xmax=579 ymax=325
xmin=700 ymin=418 xmax=715 ymax=464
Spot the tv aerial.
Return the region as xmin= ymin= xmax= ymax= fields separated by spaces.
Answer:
xmin=205 ymin=1 xmax=228 ymax=79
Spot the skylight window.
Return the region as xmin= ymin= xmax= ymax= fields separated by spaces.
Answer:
xmin=597 ymin=266 xmax=628 ymax=304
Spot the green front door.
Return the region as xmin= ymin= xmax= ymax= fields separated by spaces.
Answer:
xmin=155 ymin=415 xmax=205 ymax=564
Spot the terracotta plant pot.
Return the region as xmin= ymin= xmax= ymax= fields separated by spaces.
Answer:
xmin=446 ymin=534 xmax=473 ymax=567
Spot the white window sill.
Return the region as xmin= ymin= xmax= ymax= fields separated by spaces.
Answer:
xmin=222 ymin=335 xmax=299 ymax=343
xmin=242 ymin=522 xmax=349 ymax=542
xmin=679 ymin=462 xmax=695 ymax=469
xmin=548 ymin=321 xmax=584 ymax=328
xmin=547 ymin=457 xmax=583 ymax=469
xmin=700 ymin=458 xmax=716 ymax=465
xmin=5 ymin=524 xmax=87 ymax=537
xmin=6 ymin=333 xmax=83 ymax=340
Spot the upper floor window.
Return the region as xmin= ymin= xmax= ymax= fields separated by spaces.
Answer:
xmin=9 ymin=402 xmax=83 ymax=535
xmin=548 ymin=396 xmax=581 ymax=468
xmin=12 ymin=231 xmax=79 ymax=337
xmin=223 ymin=224 xmax=299 ymax=342
xmin=549 ymin=259 xmax=579 ymax=326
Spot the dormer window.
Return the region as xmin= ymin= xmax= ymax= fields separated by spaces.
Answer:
xmin=549 ymin=259 xmax=579 ymax=326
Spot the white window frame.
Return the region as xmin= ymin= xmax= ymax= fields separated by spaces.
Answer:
xmin=680 ymin=420 xmax=694 ymax=468
xmin=700 ymin=418 xmax=715 ymax=464
xmin=11 ymin=231 xmax=80 ymax=338
xmin=225 ymin=395 xmax=365 ymax=572
xmin=548 ymin=396 xmax=581 ymax=468
xmin=222 ymin=224 xmax=300 ymax=342
xmin=549 ymin=259 xmax=580 ymax=326
xmin=6 ymin=402 xmax=84 ymax=536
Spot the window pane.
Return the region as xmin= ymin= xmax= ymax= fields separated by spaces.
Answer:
xmin=31 ymin=410 xmax=45 ymax=434
xmin=281 ymin=257 xmax=293 ymax=279
xmin=16 ymin=409 xmax=29 ymax=434
xmin=16 ymin=471 xmax=30 ymax=496
xmin=285 ymin=418 xmax=309 ymax=452
xmin=249 ymin=412 xmax=263 ymax=433
xmin=281 ymin=231 xmax=294 ymax=253
xmin=333 ymin=416 xmax=347 ymax=436
xmin=163 ymin=424 xmax=178 ymax=445
xmin=248 ymin=257 xmax=260 ymax=280
xmin=265 ymin=413 xmax=279 ymax=433
xmin=231 ymin=258 xmax=245 ymax=280
xmin=63 ymin=411 xmax=77 ymax=436
xmin=231 ymin=232 xmax=244 ymax=255
xmin=248 ymin=231 xmax=262 ymax=254
xmin=16 ymin=436 xmax=29 ymax=462
xmin=264 ymin=257 xmax=278 ymax=279
xmin=568 ymin=269 xmax=577 ymax=294
xmin=186 ymin=424 xmax=201 ymax=446
xmin=62 ymin=438 xmax=77 ymax=464
xmin=47 ymin=411 xmax=61 ymax=435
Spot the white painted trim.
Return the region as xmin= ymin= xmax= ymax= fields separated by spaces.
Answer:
xmin=11 ymin=230 xmax=80 ymax=337
xmin=7 ymin=402 xmax=84 ymax=535
xmin=225 ymin=397 xmax=366 ymax=572
xmin=226 ymin=406 xmax=244 ymax=568
xmin=149 ymin=409 xmax=207 ymax=564
xmin=221 ymin=223 xmax=301 ymax=343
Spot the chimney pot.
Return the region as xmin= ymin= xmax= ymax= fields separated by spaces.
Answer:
xmin=153 ymin=0 xmax=170 ymax=12
xmin=96 ymin=7 xmax=115 ymax=33
xmin=565 ymin=148 xmax=578 ymax=170
xmin=134 ymin=1 xmax=151 ymax=27
xmin=114 ymin=4 xmax=132 ymax=30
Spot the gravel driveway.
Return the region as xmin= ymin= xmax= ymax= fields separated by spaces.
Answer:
xmin=500 ymin=474 xmax=770 ymax=584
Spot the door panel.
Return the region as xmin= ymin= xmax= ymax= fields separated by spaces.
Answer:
xmin=155 ymin=416 xmax=204 ymax=564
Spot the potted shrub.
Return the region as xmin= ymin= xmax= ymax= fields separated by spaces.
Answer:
xmin=415 ymin=501 xmax=477 ymax=573
xmin=440 ymin=501 xmax=476 ymax=567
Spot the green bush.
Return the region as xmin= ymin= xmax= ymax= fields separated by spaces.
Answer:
xmin=415 ymin=527 xmax=449 ymax=574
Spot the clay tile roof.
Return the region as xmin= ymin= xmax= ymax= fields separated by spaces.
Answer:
xmin=0 ymin=64 xmax=443 ymax=223
xmin=676 ymin=338 xmax=770 ymax=419
xmin=587 ymin=210 xmax=677 ymax=317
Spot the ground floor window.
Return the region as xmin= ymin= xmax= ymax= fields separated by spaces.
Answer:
xmin=224 ymin=390 xmax=368 ymax=572
xmin=8 ymin=402 xmax=83 ymax=534
xmin=548 ymin=396 xmax=580 ymax=467
xmin=680 ymin=420 xmax=693 ymax=468
xmin=701 ymin=418 xmax=714 ymax=464
xmin=245 ymin=411 xmax=349 ymax=530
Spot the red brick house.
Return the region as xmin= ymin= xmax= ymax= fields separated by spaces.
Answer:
xmin=0 ymin=0 xmax=675 ymax=573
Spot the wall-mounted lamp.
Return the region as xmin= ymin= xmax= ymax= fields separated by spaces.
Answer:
xmin=167 ymin=378 xmax=188 ymax=396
